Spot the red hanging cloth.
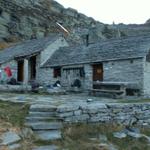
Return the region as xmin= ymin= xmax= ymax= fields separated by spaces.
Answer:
xmin=4 ymin=66 xmax=12 ymax=77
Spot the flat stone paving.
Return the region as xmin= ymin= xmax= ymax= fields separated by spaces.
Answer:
xmin=35 ymin=130 xmax=62 ymax=141
xmin=0 ymin=92 xmax=118 ymax=106
xmin=32 ymin=145 xmax=59 ymax=150
xmin=0 ymin=131 xmax=21 ymax=145
xmin=0 ymin=92 xmax=149 ymax=150
xmin=29 ymin=122 xmax=63 ymax=130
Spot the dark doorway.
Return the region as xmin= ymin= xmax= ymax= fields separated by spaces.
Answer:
xmin=93 ymin=64 xmax=103 ymax=89
xmin=17 ymin=60 xmax=24 ymax=82
xmin=30 ymin=56 xmax=36 ymax=80
xmin=93 ymin=64 xmax=103 ymax=81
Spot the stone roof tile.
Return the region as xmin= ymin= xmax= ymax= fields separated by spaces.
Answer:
xmin=43 ymin=34 xmax=150 ymax=67
xmin=0 ymin=34 xmax=61 ymax=64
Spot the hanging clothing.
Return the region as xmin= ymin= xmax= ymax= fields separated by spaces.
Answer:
xmin=4 ymin=66 xmax=12 ymax=77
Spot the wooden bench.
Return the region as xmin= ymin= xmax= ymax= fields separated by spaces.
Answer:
xmin=89 ymin=82 xmax=126 ymax=98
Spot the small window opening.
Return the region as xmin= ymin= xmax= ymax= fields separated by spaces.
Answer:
xmin=54 ymin=67 xmax=61 ymax=78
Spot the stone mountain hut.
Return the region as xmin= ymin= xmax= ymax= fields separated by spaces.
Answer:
xmin=0 ymin=34 xmax=150 ymax=97
xmin=43 ymin=34 xmax=150 ymax=97
xmin=0 ymin=34 xmax=68 ymax=85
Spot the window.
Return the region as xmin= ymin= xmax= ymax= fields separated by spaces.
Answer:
xmin=63 ymin=67 xmax=85 ymax=78
xmin=53 ymin=67 xmax=61 ymax=78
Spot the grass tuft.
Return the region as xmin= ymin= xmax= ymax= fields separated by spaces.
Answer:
xmin=0 ymin=101 xmax=29 ymax=127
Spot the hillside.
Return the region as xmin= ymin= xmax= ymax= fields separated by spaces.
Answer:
xmin=0 ymin=0 xmax=126 ymax=49
xmin=0 ymin=0 xmax=149 ymax=49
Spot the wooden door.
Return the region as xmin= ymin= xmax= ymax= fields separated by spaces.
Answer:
xmin=17 ymin=60 xmax=24 ymax=82
xmin=93 ymin=64 xmax=103 ymax=81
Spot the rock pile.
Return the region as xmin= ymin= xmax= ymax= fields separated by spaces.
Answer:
xmin=113 ymin=127 xmax=150 ymax=142
xmin=0 ymin=0 xmax=126 ymax=47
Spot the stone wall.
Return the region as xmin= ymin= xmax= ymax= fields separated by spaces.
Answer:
xmin=0 ymin=60 xmax=17 ymax=83
xmin=103 ymin=58 xmax=144 ymax=90
xmin=37 ymin=67 xmax=60 ymax=85
xmin=85 ymin=58 xmax=144 ymax=93
xmin=37 ymin=37 xmax=68 ymax=85
xmin=0 ymin=54 xmax=41 ymax=84
xmin=37 ymin=64 xmax=92 ymax=88
xmin=65 ymin=58 xmax=144 ymax=91
xmin=0 ymin=84 xmax=31 ymax=92
xmin=61 ymin=65 xmax=85 ymax=90
xmin=56 ymin=102 xmax=150 ymax=126
xmin=144 ymin=60 xmax=150 ymax=96
xmin=40 ymin=37 xmax=68 ymax=66
xmin=0 ymin=56 xmax=145 ymax=95
xmin=44 ymin=58 xmax=145 ymax=93
xmin=84 ymin=64 xmax=93 ymax=90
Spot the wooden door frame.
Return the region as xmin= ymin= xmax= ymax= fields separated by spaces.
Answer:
xmin=92 ymin=63 xmax=103 ymax=81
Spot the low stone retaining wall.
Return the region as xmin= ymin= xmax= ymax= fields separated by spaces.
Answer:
xmin=0 ymin=84 xmax=31 ymax=92
xmin=56 ymin=102 xmax=150 ymax=126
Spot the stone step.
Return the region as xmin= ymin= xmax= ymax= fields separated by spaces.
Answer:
xmin=27 ymin=122 xmax=63 ymax=130
xmin=32 ymin=145 xmax=59 ymax=150
xmin=28 ymin=111 xmax=57 ymax=117
xmin=26 ymin=116 xmax=62 ymax=123
xmin=35 ymin=130 xmax=61 ymax=141
xmin=8 ymin=143 xmax=21 ymax=150
xmin=0 ymin=131 xmax=21 ymax=145
xmin=30 ymin=104 xmax=57 ymax=112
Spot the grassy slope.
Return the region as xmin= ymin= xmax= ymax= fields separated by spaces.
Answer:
xmin=59 ymin=124 xmax=150 ymax=150
xmin=0 ymin=101 xmax=29 ymax=127
xmin=0 ymin=101 xmax=150 ymax=150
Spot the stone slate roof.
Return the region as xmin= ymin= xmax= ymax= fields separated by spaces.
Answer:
xmin=43 ymin=34 xmax=150 ymax=67
xmin=0 ymin=34 xmax=61 ymax=64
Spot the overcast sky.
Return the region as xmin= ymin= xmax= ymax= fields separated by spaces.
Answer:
xmin=55 ymin=0 xmax=150 ymax=24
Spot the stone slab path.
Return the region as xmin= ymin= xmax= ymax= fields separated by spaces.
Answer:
xmin=32 ymin=145 xmax=59 ymax=150
xmin=0 ymin=131 xmax=21 ymax=145
xmin=35 ymin=130 xmax=62 ymax=141
xmin=25 ymin=103 xmax=63 ymax=150
xmin=0 ymin=131 xmax=21 ymax=150
xmin=0 ymin=92 xmax=149 ymax=149
xmin=0 ymin=92 xmax=117 ymax=105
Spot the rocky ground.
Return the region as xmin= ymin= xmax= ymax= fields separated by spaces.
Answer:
xmin=0 ymin=115 xmax=150 ymax=150
xmin=1 ymin=0 xmax=150 ymax=51
xmin=0 ymin=101 xmax=34 ymax=150
xmin=0 ymin=93 xmax=150 ymax=150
